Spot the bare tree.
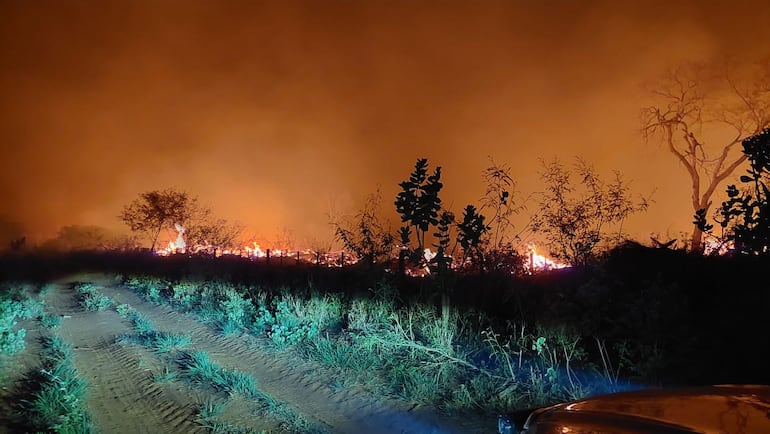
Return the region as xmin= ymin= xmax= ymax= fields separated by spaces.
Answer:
xmin=480 ymin=156 xmax=525 ymax=248
xmin=184 ymin=206 xmax=244 ymax=252
xmin=333 ymin=188 xmax=394 ymax=265
xmin=533 ymin=158 xmax=648 ymax=267
xmin=642 ymin=58 xmax=770 ymax=252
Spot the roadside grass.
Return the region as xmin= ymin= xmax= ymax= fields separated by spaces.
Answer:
xmin=22 ymin=335 xmax=94 ymax=433
xmin=119 ymin=274 xmax=633 ymax=415
xmin=196 ymin=398 xmax=267 ymax=434
xmin=114 ymin=299 xmax=319 ymax=433
xmin=39 ymin=314 xmax=63 ymax=329
xmin=115 ymin=306 xmax=191 ymax=354
xmin=1 ymin=282 xmax=44 ymax=356
xmin=176 ymin=350 xmax=317 ymax=434
xmin=73 ymin=282 xmax=113 ymax=312
xmin=153 ymin=366 xmax=178 ymax=383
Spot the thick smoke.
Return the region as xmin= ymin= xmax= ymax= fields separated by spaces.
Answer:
xmin=0 ymin=0 xmax=767 ymax=246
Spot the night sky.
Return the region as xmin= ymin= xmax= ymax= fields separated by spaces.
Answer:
xmin=1 ymin=0 xmax=768 ymax=248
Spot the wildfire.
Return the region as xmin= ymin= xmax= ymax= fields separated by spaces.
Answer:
xmin=154 ymin=223 xmax=568 ymax=274
xmin=703 ymin=238 xmax=733 ymax=256
xmin=244 ymin=242 xmax=265 ymax=257
xmin=526 ymin=245 xmax=569 ymax=273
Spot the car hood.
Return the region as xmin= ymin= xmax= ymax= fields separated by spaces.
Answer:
xmin=518 ymin=385 xmax=770 ymax=434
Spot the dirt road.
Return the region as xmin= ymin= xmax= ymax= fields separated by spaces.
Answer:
xmin=28 ymin=274 xmax=491 ymax=434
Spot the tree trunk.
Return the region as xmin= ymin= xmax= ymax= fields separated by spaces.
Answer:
xmin=150 ymin=223 xmax=163 ymax=251
xmin=690 ymin=226 xmax=703 ymax=253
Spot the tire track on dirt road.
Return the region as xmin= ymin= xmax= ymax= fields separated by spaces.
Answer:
xmin=47 ymin=282 xmax=206 ymax=434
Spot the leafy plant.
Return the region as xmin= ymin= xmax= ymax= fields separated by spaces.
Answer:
xmin=115 ymin=304 xmax=133 ymax=317
xmin=82 ymin=293 xmax=113 ymax=312
xmin=39 ymin=314 xmax=62 ymax=329
xmin=0 ymin=299 xmax=27 ymax=354
xmin=715 ymin=128 xmax=770 ymax=254
xmin=395 ymin=158 xmax=444 ymax=260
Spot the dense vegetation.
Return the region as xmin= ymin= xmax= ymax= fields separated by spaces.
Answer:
xmin=2 ymin=242 xmax=769 ymax=422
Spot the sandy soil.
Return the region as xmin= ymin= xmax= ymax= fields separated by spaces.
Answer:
xmin=4 ymin=274 xmax=494 ymax=433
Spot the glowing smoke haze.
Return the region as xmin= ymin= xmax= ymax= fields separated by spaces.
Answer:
xmin=1 ymin=1 xmax=768 ymax=248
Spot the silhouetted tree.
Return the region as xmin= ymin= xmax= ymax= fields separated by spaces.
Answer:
xmin=0 ymin=217 xmax=25 ymax=252
xmin=395 ymin=158 xmax=443 ymax=261
xmin=478 ymin=157 xmax=530 ymax=274
xmin=10 ymin=236 xmax=25 ymax=251
xmin=431 ymin=210 xmax=455 ymax=274
xmin=642 ymin=58 xmax=770 ymax=252
xmin=533 ymin=158 xmax=649 ymax=266
xmin=480 ymin=157 xmax=527 ymax=248
xmin=455 ymin=204 xmax=489 ymax=270
xmin=120 ymin=189 xmax=196 ymax=251
xmin=714 ymin=128 xmax=770 ymax=254
xmin=40 ymin=225 xmax=115 ymax=251
xmin=333 ymin=188 xmax=395 ymax=265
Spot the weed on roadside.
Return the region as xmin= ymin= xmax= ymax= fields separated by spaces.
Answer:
xmin=39 ymin=314 xmax=62 ymax=329
xmin=22 ymin=336 xmax=94 ymax=433
xmin=154 ymin=366 xmax=179 ymax=383
xmin=82 ymin=293 xmax=113 ymax=312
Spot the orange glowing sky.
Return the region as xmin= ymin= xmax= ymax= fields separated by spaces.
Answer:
xmin=1 ymin=0 xmax=768 ymax=248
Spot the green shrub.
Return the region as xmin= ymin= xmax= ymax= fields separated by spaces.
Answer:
xmin=171 ymin=281 xmax=200 ymax=310
xmin=0 ymin=299 xmax=27 ymax=354
xmin=221 ymin=288 xmax=253 ymax=328
xmin=125 ymin=277 xmax=168 ymax=304
xmin=267 ymin=299 xmax=319 ymax=348
xmin=115 ymin=304 xmax=133 ymax=317
xmin=73 ymin=282 xmax=97 ymax=295
xmin=252 ymin=305 xmax=275 ymax=335
xmin=128 ymin=312 xmax=154 ymax=335
xmin=39 ymin=314 xmax=62 ymax=329
xmin=82 ymin=293 xmax=113 ymax=312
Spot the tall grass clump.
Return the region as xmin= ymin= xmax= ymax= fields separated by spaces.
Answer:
xmin=176 ymin=350 xmax=319 ymax=433
xmin=73 ymin=282 xmax=113 ymax=312
xmin=176 ymin=350 xmax=261 ymax=399
xmin=115 ymin=305 xmax=191 ymax=353
xmin=123 ymin=276 xmax=169 ymax=304
xmin=23 ymin=336 xmax=93 ymax=433
xmin=284 ymin=292 xmax=609 ymax=415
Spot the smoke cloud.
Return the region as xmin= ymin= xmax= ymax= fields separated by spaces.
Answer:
xmin=1 ymin=0 xmax=768 ymax=247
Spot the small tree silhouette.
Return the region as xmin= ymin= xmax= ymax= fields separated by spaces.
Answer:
xmin=394 ymin=158 xmax=443 ymax=263
xmin=455 ymin=204 xmax=489 ymax=271
xmin=714 ymin=128 xmax=770 ymax=254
